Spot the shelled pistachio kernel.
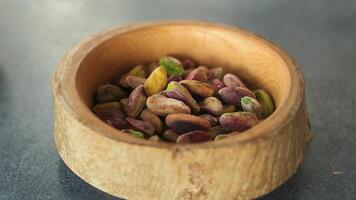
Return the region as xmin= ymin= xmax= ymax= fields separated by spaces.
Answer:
xmin=254 ymin=89 xmax=274 ymax=117
xmin=159 ymin=56 xmax=184 ymax=76
xmin=241 ymin=96 xmax=263 ymax=117
xmin=144 ymin=66 xmax=168 ymax=96
xmin=219 ymin=112 xmax=258 ymax=132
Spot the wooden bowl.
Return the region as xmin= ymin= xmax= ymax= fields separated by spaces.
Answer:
xmin=53 ymin=21 xmax=311 ymax=200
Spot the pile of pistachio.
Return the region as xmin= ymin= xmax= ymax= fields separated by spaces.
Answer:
xmin=93 ymin=56 xmax=274 ymax=143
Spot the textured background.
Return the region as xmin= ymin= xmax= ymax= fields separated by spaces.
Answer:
xmin=0 ymin=0 xmax=355 ymax=199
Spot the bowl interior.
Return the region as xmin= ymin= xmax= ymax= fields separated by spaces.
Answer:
xmin=74 ymin=22 xmax=295 ymax=145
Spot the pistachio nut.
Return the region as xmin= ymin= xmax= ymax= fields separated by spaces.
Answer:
xmin=208 ymin=125 xmax=230 ymax=137
xmin=119 ymin=98 xmax=128 ymax=115
xmin=149 ymin=135 xmax=162 ymax=142
xmin=222 ymin=104 xmax=236 ymax=114
xmin=199 ymin=97 xmax=223 ymax=116
xmin=146 ymin=94 xmax=191 ymax=116
xmin=125 ymin=76 xmax=146 ymax=89
xmin=96 ymin=110 xmax=129 ymax=129
xmin=219 ymin=112 xmax=258 ymax=132
xmin=163 ymin=129 xmax=179 ymax=142
xmin=254 ymin=89 xmax=274 ymax=117
xmin=140 ymin=109 xmax=163 ymax=133
xmin=208 ymin=67 xmax=223 ymax=81
xmin=182 ymin=69 xmax=194 ymax=79
xmin=211 ymin=79 xmax=225 ymax=91
xmin=215 ymin=134 xmax=229 ymax=140
xmin=223 ymin=73 xmax=246 ymax=88
xmin=93 ymin=102 xmax=121 ymax=114
xmin=127 ymin=85 xmax=146 ymax=118
xmin=199 ymin=114 xmax=218 ymax=126
xmin=128 ymin=64 xmax=147 ymax=78
xmin=241 ymin=96 xmax=263 ymax=117
xmin=180 ymin=80 xmax=215 ymax=98
xmin=159 ymin=56 xmax=184 ymax=76
xmin=176 ymin=131 xmax=213 ymax=144
xmin=218 ymin=86 xmax=255 ymax=106
xmin=126 ymin=118 xmax=155 ymax=136
xmin=185 ymin=66 xmax=209 ymax=82
xmin=96 ymin=84 xmax=127 ymax=103
xmin=144 ymin=66 xmax=168 ymax=96
xmin=122 ymin=129 xmax=145 ymax=139
xmin=182 ymin=59 xmax=196 ymax=69
xmin=164 ymin=81 xmax=200 ymax=113
xmin=165 ymin=113 xmax=210 ymax=134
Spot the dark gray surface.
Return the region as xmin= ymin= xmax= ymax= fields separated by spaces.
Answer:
xmin=0 ymin=0 xmax=355 ymax=199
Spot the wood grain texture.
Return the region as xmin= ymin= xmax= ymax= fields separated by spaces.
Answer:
xmin=52 ymin=21 xmax=311 ymax=200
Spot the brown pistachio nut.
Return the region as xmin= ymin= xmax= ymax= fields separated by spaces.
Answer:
xmin=185 ymin=66 xmax=209 ymax=82
xmin=180 ymin=80 xmax=215 ymax=98
xmin=199 ymin=114 xmax=218 ymax=126
xmin=219 ymin=112 xmax=258 ymax=132
xmin=125 ymin=76 xmax=146 ymax=89
xmin=146 ymin=61 xmax=159 ymax=75
xmin=165 ymin=113 xmax=210 ymax=134
xmin=223 ymin=73 xmax=246 ymax=88
xmin=159 ymin=56 xmax=185 ymax=76
xmin=222 ymin=104 xmax=236 ymax=114
xmin=167 ymin=75 xmax=182 ymax=83
xmin=127 ymin=85 xmax=146 ymax=118
xmin=199 ymin=97 xmax=223 ymax=116
xmin=254 ymin=89 xmax=275 ymax=118
xmin=146 ymin=94 xmax=191 ymax=116
xmin=149 ymin=135 xmax=162 ymax=142
xmin=140 ymin=109 xmax=163 ymax=134
xmin=218 ymin=86 xmax=255 ymax=106
xmin=126 ymin=118 xmax=155 ymax=137
xmin=164 ymin=81 xmax=200 ymax=114
xmin=208 ymin=67 xmax=223 ymax=81
xmin=144 ymin=66 xmax=168 ymax=96
xmin=119 ymin=98 xmax=128 ymax=115
xmin=96 ymin=110 xmax=129 ymax=129
xmin=182 ymin=59 xmax=196 ymax=69
xmin=176 ymin=131 xmax=213 ymax=144
xmin=241 ymin=96 xmax=263 ymax=117
xmin=93 ymin=102 xmax=121 ymax=114
xmin=122 ymin=129 xmax=145 ymax=139
xmin=208 ymin=125 xmax=230 ymax=137
xmin=96 ymin=84 xmax=127 ymax=103
xmin=211 ymin=79 xmax=225 ymax=91
xmin=163 ymin=129 xmax=179 ymax=142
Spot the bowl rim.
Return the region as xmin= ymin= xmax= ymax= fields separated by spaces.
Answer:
xmin=53 ymin=20 xmax=304 ymax=149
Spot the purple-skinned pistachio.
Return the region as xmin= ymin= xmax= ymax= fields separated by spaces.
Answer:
xmin=208 ymin=125 xmax=230 ymax=137
xmin=126 ymin=118 xmax=155 ymax=137
xmin=180 ymin=80 xmax=215 ymax=98
xmin=127 ymin=85 xmax=146 ymax=118
xmin=211 ymin=79 xmax=225 ymax=91
xmin=146 ymin=94 xmax=191 ymax=116
xmin=164 ymin=81 xmax=200 ymax=113
xmin=199 ymin=114 xmax=218 ymax=126
xmin=241 ymin=96 xmax=263 ymax=118
xmin=185 ymin=66 xmax=209 ymax=82
xmin=95 ymin=110 xmax=129 ymax=129
xmin=219 ymin=112 xmax=258 ymax=132
xmin=182 ymin=69 xmax=194 ymax=79
xmin=176 ymin=131 xmax=213 ymax=144
xmin=140 ymin=109 xmax=163 ymax=134
xmin=223 ymin=73 xmax=246 ymax=88
xmin=125 ymin=76 xmax=146 ymax=89
xmin=166 ymin=113 xmax=210 ymax=134
xmin=119 ymin=98 xmax=128 ymax=115
xmin=218 ymin=87 xmax=256 ymax=107
xmin=199 ymin=97 xmax=223 ymax=116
